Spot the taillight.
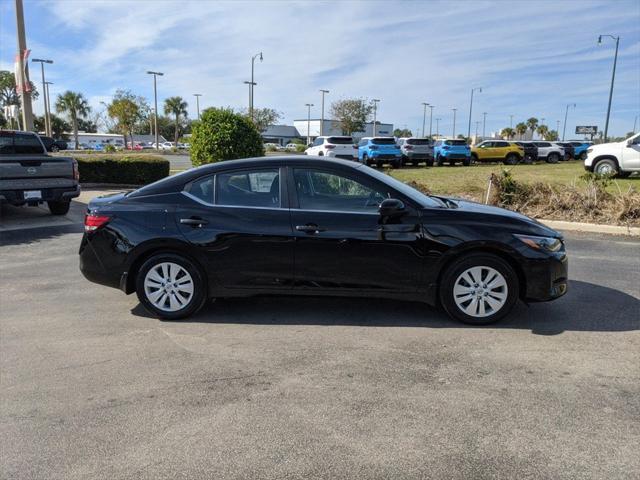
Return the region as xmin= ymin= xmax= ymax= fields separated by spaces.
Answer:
xmin=325 ymin=144 xmax=335 ymax=149
xmin=84 ymin=214 xmax=111 ymax=232
xmin=73 ymin=159 xmax=80 ymax=181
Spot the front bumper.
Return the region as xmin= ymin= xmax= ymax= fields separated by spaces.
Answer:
xmin=0 ymin=184 xmax=80 ymax=206
xmin=523 ymin=252 xmax=568 ymax=302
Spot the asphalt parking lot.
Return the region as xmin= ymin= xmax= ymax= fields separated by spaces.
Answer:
xmin=1 ymin=194 xmax=639 ymax=479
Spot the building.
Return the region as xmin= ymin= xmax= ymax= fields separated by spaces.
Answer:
xmin=292 ymin=119 xmax=394 ymax=141
xmin=261 ymin=125 xmax=300 ymax=146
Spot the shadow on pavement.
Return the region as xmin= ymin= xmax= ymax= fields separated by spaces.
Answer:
xmin=132 ymin=279 xmax=639 ymax=335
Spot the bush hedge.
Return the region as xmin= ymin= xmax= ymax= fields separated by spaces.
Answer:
xmin=75 ymin=155 xmax=170 ymax=185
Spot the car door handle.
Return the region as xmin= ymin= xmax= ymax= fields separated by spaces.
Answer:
xmin=296 ymin=224 xmax=326 ymax=234
xmin=180 ymin=217 xmax=208 ymax=228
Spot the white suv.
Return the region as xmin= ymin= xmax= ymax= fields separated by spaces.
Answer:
xmin=584 ymin=133 xmax=640 ymax=177
xmin=305 ymin=136 xmax=357 ymax=160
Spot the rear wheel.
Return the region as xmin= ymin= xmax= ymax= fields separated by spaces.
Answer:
xmin=546 ymin=153 xmax=560 ymax=164
xmin=471 ymin=153 xmax=479 ymax=164
xmin=391 ymin=159 xmax=401 ymax=169
xmin=436 ymin=155 xmax=444 ymax=166
xmin=504 ymin=153 xmax=519 ymax=165
xmin=462 ymin=157 xmax=471 ymax=166
xmin=362 ymin=153 xmax=369 ymax=166
xmin=48 ymin=200 xmax=70 ymax=215
xmin=426 ymin=158 xmax=434 ymax=167
xmin=136 ymin=253 xmax=207 ymax=320
xmin=439 ymin=253 xmax=519 ymax=325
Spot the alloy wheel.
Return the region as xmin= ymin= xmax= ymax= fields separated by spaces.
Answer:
xmin=144 ymin=262 xmax=194 ymax=312
xmin=453 ymin=266 xmax=508 ymax=318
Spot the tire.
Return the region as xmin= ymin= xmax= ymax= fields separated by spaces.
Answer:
xmin=504 ymin=153 xmax=519 ymax=165
xmin=471 ymin=153 xmax=479 ymax=164
xmin=136 ymin=253 xmax=207 ymax=320
xmin=51 ymin=145 xmax=59 ymax=152
xmin=462 ymin=157 xmax=471 ymax=167
xmin=426 ymin=159 xmax=434 ymax=167
xmin=523 ymin=155 xmax=533 ymax=165
xmin=436 ymin=155 xmax=444 ymax=166
xmin=391 ymin=160 xmax=401 ymax=169
xmin=318 ymin=151 xmax=324 ymax=156
xmin=594 ymin=158 xmax=618 ymax=176
xmin=579 ymin=152 xmax=588 ymax=161
xmin=439 ymin=253 xmax=519 ymax=325
xmin=546 ymin=153 xmax=559 ymax=164
xmin=362 ymin=154 xmax=369 ymax=166
xmin=47 ymin=200 xmax=70 ymax=215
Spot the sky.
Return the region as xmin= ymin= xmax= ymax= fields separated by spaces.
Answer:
xmin=1 ymin=0 xmax=639 ymax=137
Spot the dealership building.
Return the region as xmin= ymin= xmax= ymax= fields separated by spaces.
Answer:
xmin=262 ymin=119 xmax=394 ymax=145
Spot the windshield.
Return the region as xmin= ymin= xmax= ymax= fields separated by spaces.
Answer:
xmin=327 ymin=137 xmax=353 ymax=144
xmin=445 ymin=140 xmax=467 ymax=146
xmin=359 ymin=165 xmax=444 ymax=208
xmin=372 ymin=138 xmax=396 ymax=145
xmin=0 ymin=131 xmax=45 ymax=155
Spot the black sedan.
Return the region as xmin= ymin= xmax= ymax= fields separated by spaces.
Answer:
xmin=79 ymin=156 xmax=568 ymax=325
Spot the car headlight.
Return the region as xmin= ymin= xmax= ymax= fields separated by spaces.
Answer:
xmin=586 ymin=148 xmax=593 ymax=153
xmin=514 ymin=234 xmax=563 ymax=252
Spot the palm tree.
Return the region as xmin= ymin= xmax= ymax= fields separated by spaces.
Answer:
xmin=526 ymin=117 xmax=538 ymax=140
xmin=164 ymin=96 xmax=188 ymax=144
xmin=55 ymin=91 xmax=90 ymax=148
xmin=515 ymin=122 xmax=527 ymax=140
xmin=500 ymin=127 xmax=515 ymax=140
xmin=536 ymin=124 xmax=549 ymax=141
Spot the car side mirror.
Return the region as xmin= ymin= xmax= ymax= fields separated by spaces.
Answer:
xmin=379 ymin=198 xmax=405 ymax=217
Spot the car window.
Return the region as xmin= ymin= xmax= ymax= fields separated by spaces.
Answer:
xmin=434 ymin=141 xmax=442 ymax=147
xmin=327 ymin=136 xmax=353 ymax=144
xmin=186 ymin=176 xmax=214 ymax=204
xmin=631 ymin=136 xmax=640 ymax=145
xmin=445 ymin=139 xmax=467 ymax=146
xmin=216 ymin=169 xmax=280 ymax=208
xmin=1 ymin=132 xmax=44 ymax=154
xmin=371 ymin=137 xmax=396 ymax=145
xmin=312 ymin=137 xmax=323 ymax=146
xmin=294 ymin=168 xmax=388 ymax=212
xmin=479 ymin=142 xmax=492 ymax=148
xmin=358 ymin=139 xmax=368 ymax=147
xmin=495 ymin=141 xmax=509 ymax=147
xmin=407 ymin=139 xmax=430 ymax=145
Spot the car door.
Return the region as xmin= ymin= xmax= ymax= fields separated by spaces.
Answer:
xmin=622 ymin=135 xmax=640 ymax=170
xmin=176 ymin=167 xmax=294 ymax=289
xmin=288 ymin=166 xmax=423 ymax=292
xmin=478 ymin=141 xmax=494 ymax=160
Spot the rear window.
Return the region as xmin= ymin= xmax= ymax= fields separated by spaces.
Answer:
xmin=444 ymin=140 xmax=467 ymax=146
xmin=0 ymin=131 xmax=45 ymax=155
xmin=371 ymin=137 xmax=396 ymax=145
xmin=326 ymin=137 xmax=353 ymax=145
xmin=407 ymin=139 xmax=431 ymax=145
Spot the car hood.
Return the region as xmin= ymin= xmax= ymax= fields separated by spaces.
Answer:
xmin=433 ymin=197 xmax=561 ymax=238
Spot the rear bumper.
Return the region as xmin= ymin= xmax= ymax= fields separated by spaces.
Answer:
xmin=79 ymin=233 xmax=122 ymax=290
xmin=404 ymin=152 xmax=433 ymax=160
xmin=523 ymin=252 xmax=568 ymax=302
xmin=0 ymin=184 xmax=80 ymax=206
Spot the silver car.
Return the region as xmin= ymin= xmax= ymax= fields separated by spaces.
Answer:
xmin=524 ymin=141 xmax=564 ymax=164
xmin=397 ymin=137 xmax=434 ymax=167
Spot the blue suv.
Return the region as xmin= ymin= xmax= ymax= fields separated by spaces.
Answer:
xmin=569 ymin=141 xmax=592 ymax=160
xmin=358 ymin=137 xmax=402 ymax=168
xmin=433 ymin=139 xmax=471 ymax=166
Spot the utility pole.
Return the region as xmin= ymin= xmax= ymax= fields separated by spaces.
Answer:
xmin=193 ymin=93 xmax=202 ymax=120
xmin=250 ymin=52 xmax=263 ymax=121
xmin=319 ymin=89 xmax=329 ymax=136
xmin=305 ymin=103 xmax=314 ymax=145
xmin=598 ymin=35 xmax=619 ymax=142
xmin=15 ymin=0 xmax=34 ymax=131
xmin=32 ymin=58 xmax=52 ymax=135
xmin=372 ymin=99 xmax=380 ymax=136
xmin=509 ymin=114 xmax=514 ymax=128
xmin=421 ymin=102 xmax=428 ymax=138
xmin=562 ymin=103 xmax=576 ymax=141
xmin=428 ymin=105 xmax=434 ymax=139
xmin=452 ymin=108 xmax=457 ymax=138
xmin=435 ymin=118 xmax=441 ymax=137
xmin=482 ymin=112 xmax=487 ymax=139
xmin=147 ymin=71 xmax=163 ymax=149
xmin=44 ymin=81 xmax=53 ymax=135
xmin=633 ymin=115 xmax=638 ymax=133
xmin=467 ymin=87 xmax=482 ymax=140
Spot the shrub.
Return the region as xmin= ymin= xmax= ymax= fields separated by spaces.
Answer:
xmin=190 ymin=107 xmax=264 ymax=166
xmin=265 ymin=144 xmax=278 ymax=152
xmin=295 ymin=144 xmax=306 ymax=153
xmin=75 ymin=155 xmax=169 ymax=185
xmin=104 ymin=144 xmax=116 ymax=153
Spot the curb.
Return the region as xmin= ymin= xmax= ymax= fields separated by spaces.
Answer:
xmin=538 ymin=219 xmax=640 ymax=237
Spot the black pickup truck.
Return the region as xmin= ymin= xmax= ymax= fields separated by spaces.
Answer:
xmin=0 ymin=130 xmax=80 ymax=215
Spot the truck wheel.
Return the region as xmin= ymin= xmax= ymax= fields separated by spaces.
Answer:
xmin=594 ymin=159 xmax=618 ymax=176
xmin=504 ymin=153 xmax=519 ymax=165
xmin=546 ymin=153 xmax=559 ymax=164
xmin=48 ymin=200 xmax=71 ymax=215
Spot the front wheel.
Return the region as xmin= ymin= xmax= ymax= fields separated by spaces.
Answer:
xmin=136 ymin=253 xmax=207 ymax=320
xmin=48 ymin=200 xmax=70 ymax=215
xmin=594 ymin=159 xmax=618 ymax=176
xmin=362 ymin=154 xmax=369 ymax=166
xmin=580 ymin=151 xmax=588 ymax=161
xmin=439 ymin=254 xmax=519 ymax=325
xmin=546 ymin=153 xmax=559 ymax=164
xmin=504 ymin=153 xmax=519 ymax=165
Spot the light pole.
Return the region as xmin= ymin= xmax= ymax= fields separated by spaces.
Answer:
xmin=452 ymin=108 xmax=457 ymax=138
xmin=44 ymin=81 xmax=53 ymax=135
xmin=32 ymin=58 xmax=53 ymax=136
xmin=421 ymin=102 xmax=429 ymax=138
xmin=598 ymin=34 xmax=619 ymax=142
xmin=243 ymin=81 xmax=255 ymax=113
xmin=319 ymin=89 xmax=329 ymax=136
xmin=509 ymin=114 xmax=514 ymax=128
xmin=305 ymin=103 xmax=314 ymax=145
xmin=556 ymin=120 xmax=560 ymax=138
xmin=634 ymin=115 xmax=638 ymax=133
xmin=435 ymin=118 xmax=441 ymax=137
xmin=467 ymin=87 xmax=482 ymax=139
xmin=146 ymin=71 xmax=163 ymax=149
xmin=562 ymin=103 xmax=575 ymax=141
xmin=250 ymin=52 xmax=263 ymax=121
xmin=482 ymin=112 xmax=487 ymax=139
xmin=428 ymin=105 xmax=434 ymax=139
xmin=372 ymin=99 xmax=380 ymax=136
xmin=193 ymin=93 xmax=202 ymax=120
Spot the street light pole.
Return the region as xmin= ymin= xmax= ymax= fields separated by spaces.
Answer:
xmin=452 ymin=108 xmax=457 ymax=138
xmin=305 ymin=103 xmax=314 ymax=145
xmin=428 ymin=105 xmax=434 ymax=139
xmin=44 ymin=81 xmax=53 ymax=135
xmin=193 ymin=93 xmax=202 ymax=120
xmin=562 ymin=103 xmax=575 ymax=141
xmin=421 ymin=102 xmax=428 ymax=138
xmin=482 ymin=112 xmax=487 ymax=139
xmin=467 ymin=87 xmax=482 ymax=140
xmin=250 ymin=52 xmax=263 ymax=121
xmin=372 ymin=99 xmax=380 ymax=136
xmin=32 ymin=58 xmax=53 ymax=136
xmin=435 ymin=118 xmax=441 ymax=137
xmin=146 ymin=71 xmax=163 ymax=150
xmin=475 ymin=121 xmax=480 ymax=144
xmin=598 ymin=35 xmax=619 ymax=142
xmin=509 ymin=115 xmax=514 ymax=128
xmin=243 ymin=81 xmax=255 ymax=114
xmin=319 ymin=89 xmax=329 ymax=136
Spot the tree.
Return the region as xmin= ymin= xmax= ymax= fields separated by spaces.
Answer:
xmin=546 ymin=130 xmax=559 ymax=141
xmin=164 ymin=96 xmax=188 ymax=144
xmin=0 ymin=70 xmax=38 ymax=107
xmin=190 ymin=107 xmax=264 ymax=166
xmin=526 ymin=117 xmax=538 ymax=140
xmin=34 ymin=113 xmax=71 ymax=138
xmin=107 ymin=90 xmax=141 ymax=147
xmin=393 ymin=128 xmax=412 ymax=137
xmin=536 ymin=124 xmax=549 ymax=141
xmin=241 ymin=107 xmax=282 ymax=133
xmin=76 ymin=117 xmax=97 ymax=133
xmin=515 ymin=122 xmax=527 ymax=140
xmin=330 ymin=98 xmax=373 ymax=135
xmin=500 ymin=127 xmax=515 ymax=140
xmin=55 ymin=91 xmax=90 ymax=148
